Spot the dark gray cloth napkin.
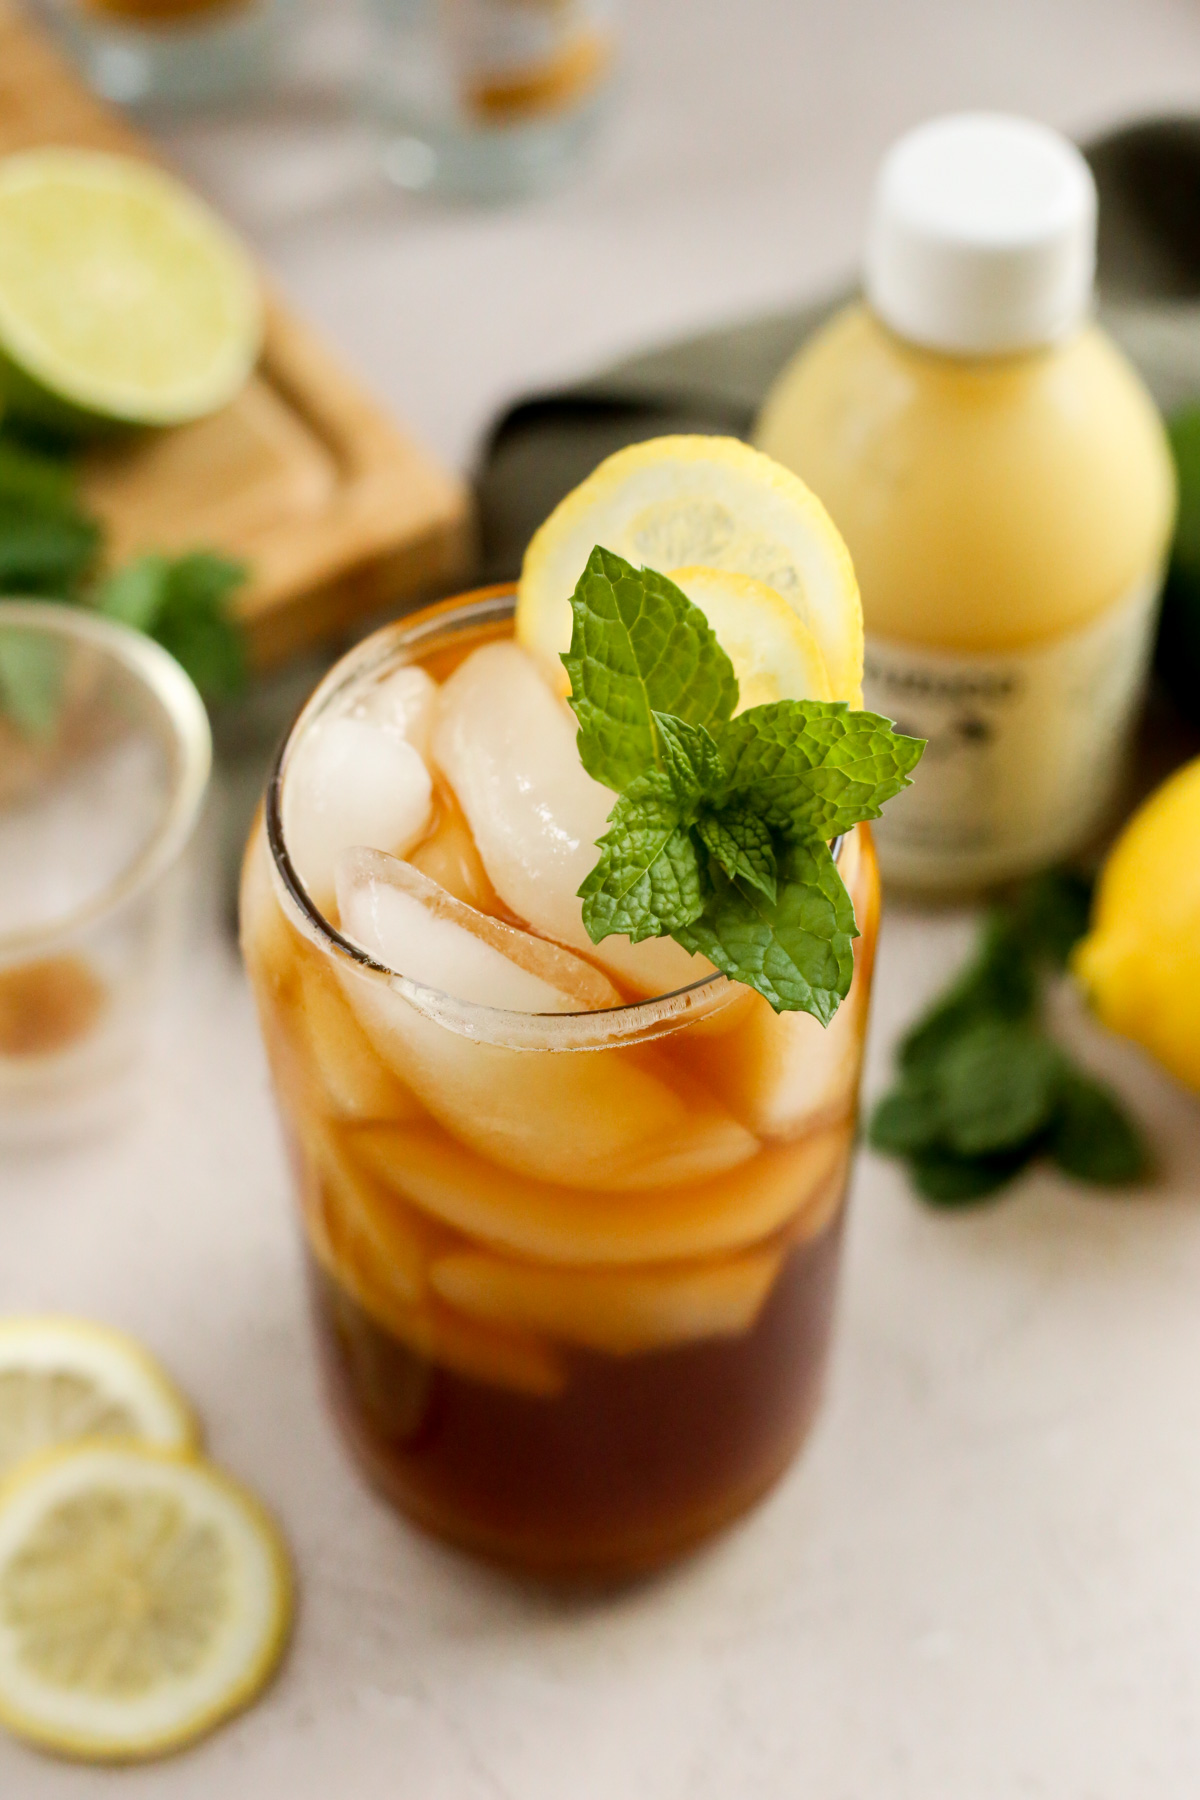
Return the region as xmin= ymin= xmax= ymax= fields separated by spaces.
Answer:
xmin=475 ymin=119 xmax=1200 ymax=582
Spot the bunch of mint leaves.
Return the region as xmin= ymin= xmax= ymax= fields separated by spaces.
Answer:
xmin=868 ymin=871 xmax=1150 ymax=1204
xmin=563 ymin=546 xmax=924 ymax=1022
xmin=0 ymin=429 xmax=247 ymax=718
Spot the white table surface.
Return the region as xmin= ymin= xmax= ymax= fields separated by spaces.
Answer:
xmin=7 ymin=2 xmax=1200 ymax=1793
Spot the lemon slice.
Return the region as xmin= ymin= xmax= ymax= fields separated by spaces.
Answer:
xmin=0 ymin=149 xmax=262 ymax=433
xmin=0 ymin=1319 xmax=198 ymax=1484
xmin=0 ymin=1444 xmax=291 ymax=1761
xmin=667 ymin=566 xmax=833 ymax=708
xmin=516 ymin=435 xmax=863 ymax=703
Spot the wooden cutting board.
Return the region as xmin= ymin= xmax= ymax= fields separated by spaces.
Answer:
xmin=0 ymin=3 xmax=474 ymax=668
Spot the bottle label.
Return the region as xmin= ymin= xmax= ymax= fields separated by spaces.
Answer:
xmin=862 ymin=575 xmax=1161 ymax=886
xmin=444 ymin=0 xmax=614 ymax=123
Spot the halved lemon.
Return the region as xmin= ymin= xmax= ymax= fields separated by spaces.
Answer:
xmin=0 ymin=1444 xmax=291 ymax=1761
xmin=667 ymin=566 xmax=833 ymax=709
xmin=516 ymin=435 xmax=863 ymax=703
xmin=0 ymin=149 xmax=262 ymax=433
xmin=0 ymin=1318 xmax=198 ymax=1484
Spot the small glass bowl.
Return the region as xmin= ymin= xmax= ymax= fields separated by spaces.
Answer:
xmin=0 ymin=602 xmax=211 ymax=1147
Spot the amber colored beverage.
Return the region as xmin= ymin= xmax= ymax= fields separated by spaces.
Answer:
xmin=241 ymin=591 xmax=880 ymax=1577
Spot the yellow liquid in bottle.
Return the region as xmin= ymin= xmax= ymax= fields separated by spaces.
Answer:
xmin=757 ymin=302 xmax=1176 ymax=888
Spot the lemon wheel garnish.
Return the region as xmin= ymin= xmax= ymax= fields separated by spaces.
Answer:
xmin=0 ymin=149 xmax=262 ymax=429
xmin=516 ymin=435 xmax=863 ymax=703
xmin=0 ymin=1319 xmax=198 ymax=1485
xmin=0 ymin=1444 xmax=291 ymax=1762
xmin=666 ymin=566 xmax=833 ymax=708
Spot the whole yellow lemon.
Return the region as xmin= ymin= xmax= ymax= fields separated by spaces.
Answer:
xmin=1074 ymin=755 xmax=1200 ymax=1092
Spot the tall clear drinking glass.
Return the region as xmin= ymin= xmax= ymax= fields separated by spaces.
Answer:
xmin=241 ymin=590 xmax=880 ymax=1576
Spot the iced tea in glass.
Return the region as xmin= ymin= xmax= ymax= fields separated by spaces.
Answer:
xmin=241 ymin=589 xmax=880 ymax=1576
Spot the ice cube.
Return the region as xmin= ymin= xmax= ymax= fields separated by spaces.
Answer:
xmin=357 ymin=664 xmax=439 ymax=758
xmin=335 ymin=847 xmax=620 ymax=1013
xmin=301 ymin=1130 xmax=563 ymax=1395
xmin=294 ymin=959 xmax=422 ymax=1122
xmin=349 ymin=1119 xmax=847 ymax=1260
xmin=406 ymin=785 xmax=499 ymax=912
xmin=303 ymin=1113 xmax=433 ymax=1307
xmin=332 ymin=851 xmax=756 ymax=1190
xmin=282 ymin=716 xmax=433 ymax=911
xmin=429 ymin=1244 xmax=783 ymax=1356
xmin=432 ymin=641 xmax=710 ymax=997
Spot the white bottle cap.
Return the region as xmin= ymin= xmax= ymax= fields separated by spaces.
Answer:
xmin=864 ymin=113 xmax=1097 ymax=356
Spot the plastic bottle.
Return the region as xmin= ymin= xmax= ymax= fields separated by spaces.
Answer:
xmin=756 ymin=114 xmax=1176 ymax=891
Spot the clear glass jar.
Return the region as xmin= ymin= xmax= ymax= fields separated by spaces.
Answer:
xmin=362 ymin=0 xmax=618 ymax=202
xmin=44 ymin=0 xmax=284 ymax=110
xmin=0 ymin=602 xmax=211 ymax=1145
xmin=240 ymin=590 xmax=880 ymax=1577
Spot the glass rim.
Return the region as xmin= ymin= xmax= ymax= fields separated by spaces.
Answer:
xmin=265 ymin=587 xmax=843 ymax=1045
xmin=0 ymin=599 xmax=212 ymax=961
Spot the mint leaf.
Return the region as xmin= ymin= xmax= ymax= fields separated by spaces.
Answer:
xmin=97 ymin=551 xmax=247 ymax=701
xmin=870 ymin=869 xmax=1150 ymax=1208
xmin=0 ymin=434 xmax=77 ymax=514
xmin=653 ymin=711 xmax=724 ymax=807
xmin=1048 ymin=1072 xmax=1150 ymax=1185
xmin=0 ymin=435 xmax=100 ymax=598
xmin=867 ymin=1081 xmax=944 ymax=1156
xmin=675 ymin=837 xmax=856 ymax=1023
xmin=935 ymin=1019 xmax=1063 ymax=1155
xmin=579 ymin=785 xmax=704 ymax=942
xmin=696 ymin=802 xmax=777 ymax=902
xmin=871 ymin=1019 xmax=1062 ymax=1160
xmin=98 ymin=553 xmax=172 ymax=633
xmin=717 ymin=699 xmax=924 ymax=838
xmin=562 ymin=546 xmax=738 ymax=791
xmin=909 ymin=1145 xmax=1031 ymax=1206
xmin=898 ymin=915 xmax=1037 ymax=1074
xmin=1010 ymin=868 xmax=1093 ymax=968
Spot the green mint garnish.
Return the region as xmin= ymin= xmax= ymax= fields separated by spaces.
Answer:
xmin=562 ymin=546 xmax=924 ymax=1020
xmin=673 ymin=836 xmax=857 ymax=1020
xmin=868 ymin=870 xmax=1152 ymax=1204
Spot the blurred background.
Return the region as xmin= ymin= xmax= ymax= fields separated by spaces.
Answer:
xmin=40 ymin=0 xmax=1200 ymax=469
xmin=5 ymin=0 xmax=1200 ymax=1790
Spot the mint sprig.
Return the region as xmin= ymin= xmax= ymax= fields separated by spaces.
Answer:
xmin=868 ymin=871 xmax=1151 ymax=1202
xmin=563 ymin=547 xmax=924 ymax=1020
